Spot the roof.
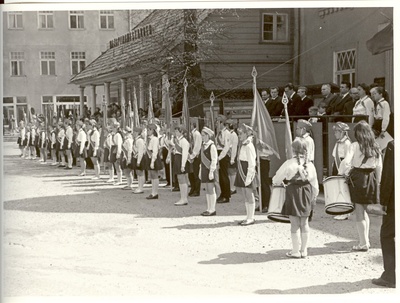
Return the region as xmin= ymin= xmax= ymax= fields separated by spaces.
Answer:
xmin=70 ymin=9 xmax=185 ymax=86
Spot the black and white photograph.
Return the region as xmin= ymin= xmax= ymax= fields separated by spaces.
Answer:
xmin=1 ymin=0 xmax=397 ymax=302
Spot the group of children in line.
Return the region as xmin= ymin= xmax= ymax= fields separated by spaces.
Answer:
xmin=16 ymin=111 xmax=383 ymax=259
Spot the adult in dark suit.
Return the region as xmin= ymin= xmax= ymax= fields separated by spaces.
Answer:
xmin=321 ymin=83 xmax=339 ymax=115
xmin=372 ymin=140 xmax=395 ymax=288
xmin=284 ymin=83 xmax=302 ymax=120
xmin=331 ymin=81 xmax=352 ymax=121
xmin=268 ymin=86 xmax=283 ymax=118
xmin=296 ymin=86 xmax=314 ymax=116
xmin=342 ymin=87 xmax=359 ymax=122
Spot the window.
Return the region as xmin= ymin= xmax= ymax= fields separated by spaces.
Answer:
xmin=8 ymin=12 xmax=23 ymax=29
xmin=16 ymin=96 xmax=27 ymax=104
xmin=38 ymin=11 xmax=54 ymax=29
xmin=10 ymin=52 xmax=24 ymax=76
xmin=334 ymin=49 xmax=356 ymax=86
xmin=100 ymin=10 xmax=114 ymax=29
xmin=40 ymin=52 xmax=56 ymax=75
xmin=71 ymin=52 xmax=86 ymax=75
xmin=262 ymin=13 xmax=289 ymax=42
xmin=3 ymin=97 xmax=14 ymax=104
xmin=69 ymin=11 xmax=84 ymax=29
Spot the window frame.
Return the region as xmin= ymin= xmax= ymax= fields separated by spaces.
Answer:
xmin=10 ymin=52 xmax=25 ymax=76
xmin=69 ymin=11 xmax=85 ymax=29
xmin=261 ymin=12 xmax=289 ymax=43
xmin=40 ymin=51 xmax=56 ymax=76
xmin=70 ymin=51 xmax=86 ymax=75
xmin=8 ymin=11 xmax=23 ymax=29
xmin=333 ymin=48 xmax=356 ymax=87
xmin=38 ymin=11 xmax=54 ymax=29
xmin=99 ymin=10 xmax=114 ymax=29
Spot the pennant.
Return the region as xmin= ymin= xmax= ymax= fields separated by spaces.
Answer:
xmin=147 ymin=84 xmax=154 ymax=124
xmin=132 ymin=86 xmax=140 ymax=128
xmin=282 ymin=93 xmax=293 ymax=159
xmin=182 ymin=78 xmax=190 ymax=137
xmin=250 ymin=82 xmax=280 ymax=159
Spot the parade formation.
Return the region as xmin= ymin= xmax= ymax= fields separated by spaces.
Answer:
xmin=13 ymin=77 xmax=395 ymax=289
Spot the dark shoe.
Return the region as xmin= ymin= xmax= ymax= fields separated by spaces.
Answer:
xmin=372 ymin=277 xmax=395 ymax=288
xmin=261 ymin=207 xmax=269 ymax=213
xmin=189 ymin=192 xmax=200 ymax=197
xmin=240 ymin=219 xmax=255 ymax=226
xmin=255 ymin=206 xmax=260 ymax=212
xmin=58 ymin=165 xmax=66 ymax=167
xmin=217 ymin=197 xmax=229 ymax=203
xmin=230 ymin=189 xmax=237 ymax=195
xmin=172 ymin=187 xmax=180 ymax=192
xmin=165 ymin=182 xmax=171 ymax=187
xmin=201 ymin=211 xmax=216 ymax=216
xmin=146 ymin=194 xmax=158 ymax=200
xmin=64 ymin=166 xmax=72 ymax=170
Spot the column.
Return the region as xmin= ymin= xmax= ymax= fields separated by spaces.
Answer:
xmin=79 ymin=86 xmax=85 ymax=119
xmin=91 ymin=85 xmax=97 ymax=115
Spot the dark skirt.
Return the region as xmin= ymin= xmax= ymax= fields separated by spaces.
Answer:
xmin=282 ymin=180 xmax=312 ymax=217
xmin=34 ymin=135 xmax=39 ymax=147
xmin=110 ymin=146 xmax=117 ymax=163
xmin=234 ymin=160 xmax=259 ymax=190
xmin=201 ymin=162 xmax=215 ymax=183
xmin=145 ymin=153 xmax=163 ymax=171
xmin=62 ymin=139 xmax=70 ymax=151
xmin=103 ymin=147 xmax=110 ymax=163
xmin=23 ymin=138 xmax=28 ymax=147
xmin=121 ymin=153 xmax=133 ymax=170
xmin=75 ymin=144 xmax=87 ymax=158
xmin=28 ymin=136 xmax=34 ymax=147
xmin=133 ymin=154 xmax=147 ymax=171
xmin=56 ymin=141 xmax=62 ymax=152
xmin=347 ymin=167 xmax=378 ymax=205
xmin=173 ymin=153 xmax=189 ymax=175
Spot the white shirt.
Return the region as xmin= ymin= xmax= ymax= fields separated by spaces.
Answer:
xmin=147 ymin=135 xmax=159 ymax=163
xmin=238 ymin=136 xmax=256 ymax=185
xmin=374 ymin=98 xmax=391 ymax=132
xmin=216 ymin=127 xmax=230 ymax=159
xmin=90 ymin=129 xmax=100 ymax=150
xmin=229 ymin=130 xmax=239 ymax=163
xmin=176 ymin=135 xmax=190 ymax=169
xmin=272 ymin=157 xmax=319 ymax=200
xmin=65 ymin=126 xmax=73 ymax=146
xmin=202 ymin=140 xmax=218 ymax=173
xmin=301 ymin=133 xmax=315 ymax=162
xmin=134 ymin=136 xmax=146 ymax=164
xmin=332 ymin=136 xmax=351 ymax=159
xmin=352 ymin=96 xmax=375 ymax=126
xmin=77 ymin=128 xmax=87 ymax=154
xmin=190 ymin=128 xmax=202 ymax=158
xmin=113 ymin=132 xmax=123 ymax=157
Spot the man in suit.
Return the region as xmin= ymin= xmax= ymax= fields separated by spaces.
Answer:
xmin=321 ymin=83 xmax=339 ymax=115
xmin=284 ymin=83 xmax=302 ymax=120
xmin=330 ymin=81 xmax=352 ymax=122
xmin=261 ymin=89 xmax=274 ymax=115
xmin=342 ymin=87 xmax=359 ymax=122
xmin=296 ymin=86 xmax=314 ymax=117
xmin=215 ymin=115 xmax=231 ymax=203
xmin=372 ymin=140 xmax=395 ymax=288
xmin=269 ymin=86 xmax=283 ymax=118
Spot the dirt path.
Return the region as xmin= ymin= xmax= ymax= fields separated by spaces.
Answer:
xmin=1 ymin=141 xmax=397 ymax=301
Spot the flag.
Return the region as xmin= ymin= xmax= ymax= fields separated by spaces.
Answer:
xmin=132 ymin=87 xmax=140 ymax=128
xmin=121 ymin=91 xmax=126 ymax=128
xmin=182 ymin=78 xmax=190 ymax=137
xmin=282 ymin=93 xmax=293 ymax=159
xmin=366 ymin=23 xmax=393 ymax=55
xmin=164 ymin=79 xmax=173 ymax=133
xmin=126 ymin=100 xmax=133 ymax=128
xmin=250 ymin=82 xmax=280 ymax=159
xmin=147 ymin=84 xmax=154 ymax=124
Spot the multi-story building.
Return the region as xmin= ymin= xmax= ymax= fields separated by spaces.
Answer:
xmin=2 ymin=10 xmax=130 ymax=127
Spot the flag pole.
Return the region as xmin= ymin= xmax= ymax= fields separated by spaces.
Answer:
xmin=165 ymin=79 xmax=173 ymax=192
xmin=251 ymin=66 xmax=263 ymax=211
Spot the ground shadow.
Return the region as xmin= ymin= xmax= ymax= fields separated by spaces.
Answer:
xmin=255 ymin=278 xmax=390 ymax=294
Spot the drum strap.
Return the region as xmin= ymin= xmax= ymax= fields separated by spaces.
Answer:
xmin=200 ymin=145 xmax=212 ymax=169
xmin=237 ymin=147 xmax=246 ymax=183
xmin=334 ymin=143 xmax=341 ymax=171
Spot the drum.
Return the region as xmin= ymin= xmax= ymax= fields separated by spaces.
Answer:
xmin=323 ymin=176 xmax=354 ymax=215
xmin=267 ymin=186 xmax=290 ymax=223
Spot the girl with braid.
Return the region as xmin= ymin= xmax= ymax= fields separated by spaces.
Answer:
xmin=272 ymin=137 xmax=319 ymax=259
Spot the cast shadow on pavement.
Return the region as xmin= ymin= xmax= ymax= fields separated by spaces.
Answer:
xmin=163 ymin=219 xmax=272 ymax=230
xmin=254 ymin=278 xmax=385 ymax=294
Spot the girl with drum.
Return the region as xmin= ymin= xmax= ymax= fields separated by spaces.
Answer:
xmin=235 ymin=123 xmax=258 ymax=225
xmin=145 ymin=124 xmax=162 ymax=199
xmin=172 ymin=125 xmax=190 ymax=206
xmin=88 ymin=119 xmax=101 ymax=180
xmin=272 ymin=137 xmax=319 ymax=258
xmin=132 ymin=126 xmax=147 ymax=194
xmin=331 ymin=122 xmax=352 ymax=220
xmin=121 ymin=126 xmax=134 ymax=190
xmin=338 ymin=120 xmax=382 ymax=252
xmin=200 ymin=126 xmax=218 ymax=216
xmin=75 ymin=120 xmax=87 ymax=176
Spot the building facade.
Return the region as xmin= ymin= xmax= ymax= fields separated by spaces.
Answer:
xmin=3 ymin=10 xmax=130 ymax=127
